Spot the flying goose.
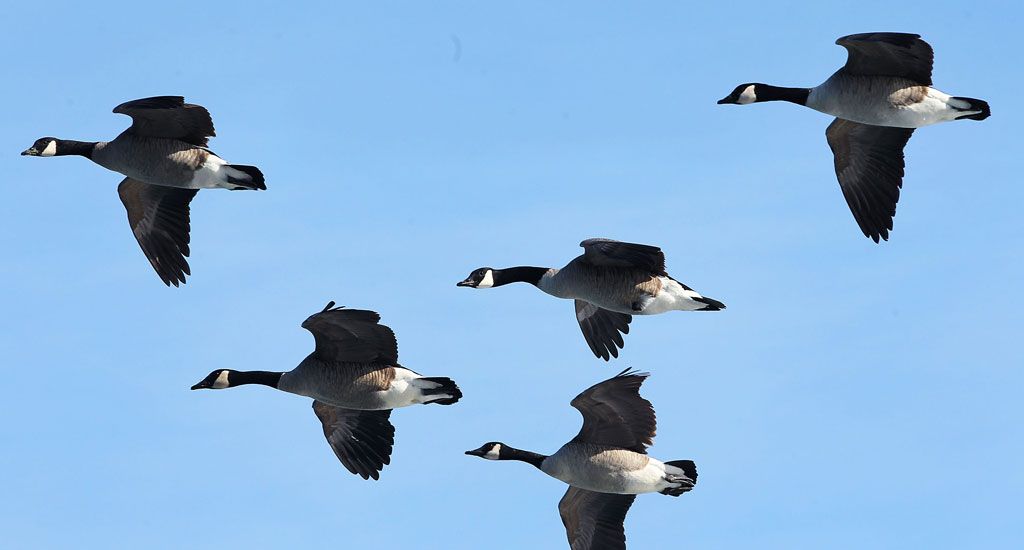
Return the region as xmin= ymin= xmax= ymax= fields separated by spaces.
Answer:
xmin=21 ymin=96 xmax=266 ymax=286
xmin=718 ymin=32 xmax=990 ymax=242
xmin=191 ymin=302 xmax=462 ymax=480
xmin=457 ymin=238 xmax=724 ymax=360
xmin=466 ymin=369 xmax=696 ymax=550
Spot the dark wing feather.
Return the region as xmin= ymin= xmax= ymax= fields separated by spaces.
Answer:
xmin=301 ymin=302 xmax=399 ymax=363
xmin=559 ymin=487 xmax=635 ymax=550
xmin=579 ymin=238 xmax=666 ymax=275
xmin=312 ymin=402 xmax=394 ymax=480
xmin=113 ymin=96 xmax=216 ymax=146
xmin=570 ymin=369 xmax=655 ymax=453
xmin=575 ymin=300 xmax=631 ymax=361
xmin=117 ymin=177 xmax=198 ymax=287
xmin=837 ymin=32 xmax=933 ymax=85
xmin=825 ymin=119 xmax=914 ymax=243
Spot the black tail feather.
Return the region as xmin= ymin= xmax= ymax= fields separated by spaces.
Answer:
xmin=665 ymin=459 xmax=698 ymax=481
xmin=421 ymin=377 xmax=462 ymax=405
xmin=952 ymin=96 xmax=990 ymax=121
xmin=226 ymin=164 xmax=266 ymax=190
xmin=694 ymin=296 xmax=726 ymax=311
xmin=660 ymin=460 xmax=698 ymax=496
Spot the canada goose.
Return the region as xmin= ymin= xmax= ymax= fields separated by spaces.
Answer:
xmin=466 ymin=369 xmax=696 ymax=550
xmin=21 ymin=96 xmax=266 ymax=286
xmin=457 ymin=238 xmax=724 ymax=360
xmin=718 ymin=33 xmax=990 ymax=242
xmin=190 ymin=301 xmax=462 ymax=480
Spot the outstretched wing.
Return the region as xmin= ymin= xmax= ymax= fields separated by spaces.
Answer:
xmin=575 ymin=300 xmax=631 ymax=361
xmin=113 ymin=96 xmax=216 ymax=146
xmin=579 ymin=238 xmax=666 ymax=275
xmin=825 ymin=118 xmax=914 ymax=242
xmin=558 ymin=487 xmax=636 ymax=550
xmin=570 ymin=369 xmax=656 ymax=453
xmin=117 ymin=177 xmax=198 ymax=287
xmin=312 ymin=402 xmax=394 ymax=480
xmin=837 ymin=32 xmax=933 ymax=85
xmin=301 ymin=302 xmax=399 ymax=364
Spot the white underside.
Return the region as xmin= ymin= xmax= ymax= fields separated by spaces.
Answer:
xmin=808 ymin=86 xmax=977 ymax=128
xmin=638 ymin=277 xmax=709 ymax=315
xmin=187 ymin=155 xmax=247 ymax=189
xmin=377 ymin=368 xmax=451 ymax=409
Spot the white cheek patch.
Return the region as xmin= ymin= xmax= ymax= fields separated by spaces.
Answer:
xmin=212 ymin=371 xmax=230 ymax=389
xmin=738 ymin=85 xmax=757 ymax=105
xmin=485 ymin=444 xmax=502 ymax=460
xmin=477 ymin=270 xmax=495 ymax=289
xmin=40 ymin=141 xmax=57 ymax=156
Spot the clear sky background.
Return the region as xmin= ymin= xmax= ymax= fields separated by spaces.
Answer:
xmin=1 ymin=1 xmax=1021 ymax=548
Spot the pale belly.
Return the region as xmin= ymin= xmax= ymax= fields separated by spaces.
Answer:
xmin=543 ymin=447 xmax=673 ymax=494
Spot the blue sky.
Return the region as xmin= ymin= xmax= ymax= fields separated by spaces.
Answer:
xmin=2 ymin=1 xmax=1021 ymax=548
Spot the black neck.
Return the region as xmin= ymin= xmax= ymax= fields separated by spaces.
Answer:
xmin=56 ymin=139 xmax=98 ymax=158
xmin=501 ymin=446 xmax=548 ymax=469
xmin=756 ymin=84 xmax=810 ymax=105
xmin=494 ymin=266 xmax=548 ymax=287
xmin=230 ymin=370 xmax=283 ymax=388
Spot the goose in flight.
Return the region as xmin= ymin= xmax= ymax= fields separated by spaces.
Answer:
xmin=718 ymin=33 xmax=989 ymax=242
xmin=458 ymin=238 xmax=724 ymax=360
xmin=467 ymin=369 xmax=696 ymax=549
xmin=191 ymin=302 xmax=461 ymax=480
xmin=21 ymin=96 xmax=266 ymax=285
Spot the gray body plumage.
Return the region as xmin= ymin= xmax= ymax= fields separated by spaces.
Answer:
xmin=91 ymin=132 xmax=211 ymax=188
xmin=807 ymin=72 xmax=931 ymax=128
xmin=279 ymin=359 xmax=397 ymax=410
xmin=540 ymin=258 xmax=665 ymax=314
xmin=542 ymin=442 xmax=653 ymax=494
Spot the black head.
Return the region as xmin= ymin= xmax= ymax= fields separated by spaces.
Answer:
xmin=21 ymin=137 xmax=59 ymax=156
xmin=465 ymin=442 xmax=506 ymax=460
xmin=717 ymin=83 xmax=760 ymax=105
xmin=457 ymin=267 xmax=495 ymax=288
xmin=191 ymin=369 xmax=232 ymax=390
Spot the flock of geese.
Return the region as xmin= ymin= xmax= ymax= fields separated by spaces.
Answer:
xmin=21 ymin=33 xmax=988 ymax=549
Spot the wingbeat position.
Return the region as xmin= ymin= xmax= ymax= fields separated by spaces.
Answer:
xmin=21 ymin=96 xmax=266 ymax=286
xmin=718 ymin=32 xmax=990 ymax=242
xmin=458 ymin=238 xmax=725 ymax=360
xmin=191 ymin=302 xmax=462 ymax=480
xmin=466 ymin=369 xmax=696 ymax=550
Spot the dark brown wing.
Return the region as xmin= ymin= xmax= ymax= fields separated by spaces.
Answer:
xmin=825 ymin=118 xmax=914 ymax=243
xmin=117 ymin=177 xmax=198 ymax=287
xmin=837 ymin=33 xmax=933 ymax=85
xmin=301 ymin=302 xmax=399 ymax=364
xmin=559 ymin=487 xmax=636 ymax=550
xmin=312 ymin=402 xmax=394 ymax=480
xmin=575 ymin=300 xmax=631 ymax=361
xmin=113 ymin=96 xmax=216 ymax=146
xmin=579 ymin=238 xmax=666 ymax=275
xmin=570 ymin=369 xmax=655 ymax=453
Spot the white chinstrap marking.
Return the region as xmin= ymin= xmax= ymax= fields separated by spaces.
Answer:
xmin=484 ymin=444 xmax=503 ymax=460
xmin=476 ymin=270 xmax=495 ymax=288
xmin=212 ymin=370 xmax=231 ymax=389
xmin=40 ymin=140 xmax=57 ymax=156
xmin=738 ymin=84 xmax=757 ymax=104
